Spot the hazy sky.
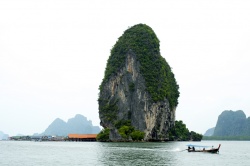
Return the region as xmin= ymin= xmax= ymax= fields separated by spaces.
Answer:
xmin=1 ymin=0 xmax=250 ymax=136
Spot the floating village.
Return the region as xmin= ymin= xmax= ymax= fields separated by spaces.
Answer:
xmin=8 ymin=134 xmax=97 ymax=142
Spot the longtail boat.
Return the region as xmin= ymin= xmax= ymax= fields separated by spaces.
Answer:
xmin=186 ymin=144 xmax=221 ymax=153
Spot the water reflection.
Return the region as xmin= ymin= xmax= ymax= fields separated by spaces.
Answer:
xmin=1 ymin=141 xmax=250 ymax=165
xmin=96 ymin=142 xmax=177 ymax=165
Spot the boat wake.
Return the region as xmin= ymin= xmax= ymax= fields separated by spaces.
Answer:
xmin=108 ymin=146 xmax=186 ymax=152
xmin=161 ymin=148 xmax=184 ymax=152
xmin=172 ymin=148 xmax=181 ymax=152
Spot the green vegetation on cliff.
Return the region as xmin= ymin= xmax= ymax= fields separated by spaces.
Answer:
xmin=130 ymin=130 xmax=145 ymax=141
xmin=168 ymin=121 xmax=202 ymax=141
xmin=97 ymin=120 xmax=201 ymax=142
xmin=96 ymin=128 xmax=110 ymax=142
xmin=118 ymin=124 xmax=145 ymax=141
xmin=98 ymin=99 xmax=118 ymax=123
xmin=97 ymin=124 xmax=144 ymax=142
xmin=100 ymin=24 xmax=179 ymax=109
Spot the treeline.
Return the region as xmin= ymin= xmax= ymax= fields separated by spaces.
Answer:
xmin=203 ymin=136 xmax=250 ymax=141
xmin=168 ymin=120 xmax=203 ymax=141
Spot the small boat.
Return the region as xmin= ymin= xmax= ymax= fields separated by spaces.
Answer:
xmin=186 ymin=144 xmax=221 ymax=153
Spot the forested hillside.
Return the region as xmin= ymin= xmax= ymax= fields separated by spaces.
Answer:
xmin=213 ymin=110 xmax=250 ymax=136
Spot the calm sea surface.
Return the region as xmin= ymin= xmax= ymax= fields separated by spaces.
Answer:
xmin=0 ymin=140 xmax=249 ymax=165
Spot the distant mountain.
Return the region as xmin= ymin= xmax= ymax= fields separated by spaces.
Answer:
xmin=0 ymin=131 xmax=9 ymax=140
xmin=43 ymin=118 xmax=68 ymax=136
xmin=213 ymin=110 xmax=250 ymax=136
xmin=204 ymin=127 xmax=215 ymax=136
xmin=67 ymin=114 xmax=100 ymax=134
xmin=41 ymin=114 xmax=101 ymax=136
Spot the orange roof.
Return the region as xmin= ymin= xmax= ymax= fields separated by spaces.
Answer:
xmin=68 ymin=134 xmax=97 ymax=139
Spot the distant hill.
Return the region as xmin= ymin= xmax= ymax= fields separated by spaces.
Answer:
xmin=0 ymin=131 xmax=9 ymax=140
xmin=41 ymin=114 xmax=101 ymax=136
xmin=213 ymin=110 xmax=250 ymax=136
xmin=204 ymin=127 xmax=215 ymax=136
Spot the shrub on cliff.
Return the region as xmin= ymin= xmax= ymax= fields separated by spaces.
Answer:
xmin=169 ymin=120 xmax=189 ymax=141
xmin=169 ymin=120 xmax=202 ymax=141
xmin=96 ymin=128 xmax=110 ymax=142
xmin=117 ymin=125 xmax=145 ymax=141
xmin=130 ymin=130 xmax=145 ymax=141
xmin=118 ymin=125 xmax=135 ymax=140
xmin=190 ymin=131 xmax=203 ymax=141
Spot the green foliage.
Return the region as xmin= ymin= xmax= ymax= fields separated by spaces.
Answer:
xmin=114 ymin=120 xmax=131 ymax=129
xmin=169 ymin=120 xmax=202 ymax=141
xmin=118 ymin=125 xmax=135 ymax=139
xmin=100 ymin=24 xmax=179 ymax=109
xmin=169 ymin=120 xmax=189 ymax=141
xmin=130 ymin=130 xmax=145 ymax=141
xmin=116 ymin=122 xmax=145 ymax=141
xmin=96 ymin=128 xmax=110 ymax=142
xmin=190 ymin=131 xmax=203 ymax=141
xmin=98 ymin=99 xmax=118 ymax=123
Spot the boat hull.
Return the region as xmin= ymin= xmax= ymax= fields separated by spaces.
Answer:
xmin=188 ymin=144 xmax=221 ymax=154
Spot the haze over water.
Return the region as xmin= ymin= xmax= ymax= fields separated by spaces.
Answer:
xmin=0 ymin=141 xmax=249 ymax=166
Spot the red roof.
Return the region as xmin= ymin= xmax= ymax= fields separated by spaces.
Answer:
xmin=68 ymin=134 xmax=97 ymax=139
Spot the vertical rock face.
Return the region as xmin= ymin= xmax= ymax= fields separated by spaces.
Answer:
xmin=98 ymin=24 xmax=179 ymax=141
xmin=213 ymin=110 xmax=247 ymax=136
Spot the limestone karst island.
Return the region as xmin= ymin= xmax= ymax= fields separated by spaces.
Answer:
xmin=97 ymin=24 xmax=202 ymax=142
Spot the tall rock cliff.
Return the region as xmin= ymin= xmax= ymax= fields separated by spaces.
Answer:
xmin=213 ymin=110 xmax=250 ymax=136
xmin=98 ymin=24 xmax=179 ymax=141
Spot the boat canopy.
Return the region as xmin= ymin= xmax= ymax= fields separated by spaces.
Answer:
xmin=186 ymin=144 xmax=212 ymax=148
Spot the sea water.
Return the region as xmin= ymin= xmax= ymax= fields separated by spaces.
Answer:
xmin=0 ymin=141 xmax=249 ymax=166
